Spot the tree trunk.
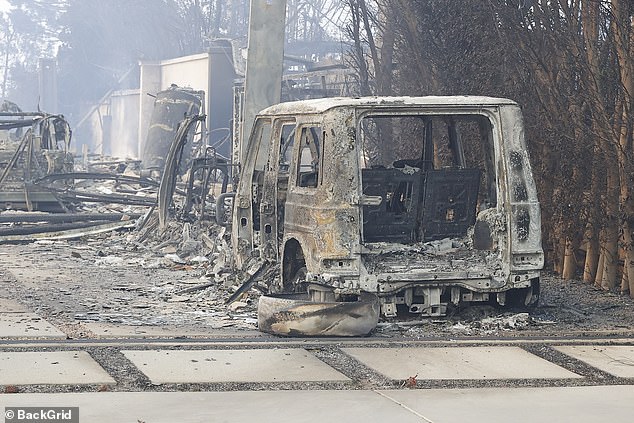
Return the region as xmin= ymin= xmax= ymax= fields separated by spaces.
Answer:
xmin=553 ymin=227 xmax=566 ymax=275
xmin=600 ymin=236 xmax=619 ymax=291
xmin=621 ymin=221 xmax=634 ymax=298
xmin=583 ymin=224 xmax=600 ymax=283
xmin=584 ymin=155 xmax=602 ymax=283
xmin=601 ymin=166 xmax=619 ymax=290
xmin=358 ymin=0 xmax=381 ymax=92
xmin=348 ymin=0 xmax=371 ymax=95
xmin=1 ymin=28 xmax=12 ymax=99
xmin=612 ymin=0 xmax=634 ymax=298
xmin=376 ymin=3 xmax=396 ymax=95
xmin=562 ymin=236 xmax=580 ymax=280
xmin=595 ymin=246 xmax=605 ymax=289
xmin=620 ymin=258 xmax=629 ymax=295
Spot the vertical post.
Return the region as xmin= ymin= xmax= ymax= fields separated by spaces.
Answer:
xmin=239 ymin=0 xmax=286 ymax=165
xmin=38 ymin=58 xmax=58 ymax=113
xmin=208 ymin=40 xmax=236 ymax=157
xmin=82 ymin=144 xmax=88 ymax=169
xmin=138 ymin=60 xmax=161 ymax=159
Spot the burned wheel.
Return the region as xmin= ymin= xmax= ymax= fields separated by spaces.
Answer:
xmin=257 ymin=292 xmax=380 ymax=337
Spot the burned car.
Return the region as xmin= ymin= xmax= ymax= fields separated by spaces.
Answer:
xmin=0 ymin=103 xmax=73 ymax=211
xmin=230 ymin=96 xmax=543 ymax=326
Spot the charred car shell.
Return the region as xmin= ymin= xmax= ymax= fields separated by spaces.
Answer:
xmin=0 ymin=106 xmax=73 ymax=212
xmin=231 ymin=96 xmax=543 ymax=325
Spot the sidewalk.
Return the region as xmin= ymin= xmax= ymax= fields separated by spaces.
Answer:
xmin=2 ymin=296 xmax=634 ymax=422
xmin=2 ymin=386 xmax=634 ymax=423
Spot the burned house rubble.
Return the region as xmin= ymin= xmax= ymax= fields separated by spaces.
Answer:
xmin=0 ymin=94 xmax=255 ymax=329
xmin=0 ymin=85 xmax=231 ymax=241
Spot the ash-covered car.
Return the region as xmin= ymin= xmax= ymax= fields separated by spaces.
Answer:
xmin=0 ymin=101 xmax=73 ymax=211
xmin=228 ymin=96 xmax=543 ymax=332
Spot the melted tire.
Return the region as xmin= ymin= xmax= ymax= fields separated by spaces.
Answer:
xmin=258 ymin=292 xmax=380 ymax=337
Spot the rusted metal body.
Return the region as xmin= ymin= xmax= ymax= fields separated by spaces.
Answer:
xmin=154 ymin=114 xmax=236 ymax=229
xmin=141 ymin=86 xmax=204 ymax=175
xmin=229 ymin=96 xmax=543 ymax=326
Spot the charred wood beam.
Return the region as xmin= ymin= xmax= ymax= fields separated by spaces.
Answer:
xmin=0 ymin=112 xmax=45 ymax=117
xmin=32 ymin=186 xmax=158 ymax=207
xmin=0 ymin=120 xmax=41 ymax=130
xmin=0 ymin=220 xmax=116 ymax=236
xmin=32 ymin=172 xmax=175 ymax=207
xmin=0 ymin=213 xmax=141 ymax=224
xmin=226 ymin=260 xmax=271 ymax=305
xmin=34 ymin=172 xmax=160 ymax=188
xmin=0 ymin=135 xmax=29 ymax=188
xmin=0 ymin=220 xmax=135 ymax=243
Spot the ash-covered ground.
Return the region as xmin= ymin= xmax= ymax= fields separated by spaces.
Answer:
xmin=0 ymin=220 xmax=632 ymax=340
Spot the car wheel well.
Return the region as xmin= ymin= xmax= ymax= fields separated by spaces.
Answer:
xmin=282 ymin=239 xmax=306 ymax=290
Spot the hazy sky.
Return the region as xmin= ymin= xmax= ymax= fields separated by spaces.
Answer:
xmin=0 ymin=0 xmax=8 ymax=12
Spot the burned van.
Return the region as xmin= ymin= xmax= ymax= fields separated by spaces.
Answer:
xmin=232 ymin=96 xmax=543 ymax=322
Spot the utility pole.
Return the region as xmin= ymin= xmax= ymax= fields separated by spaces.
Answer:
xmin=238 ymin=0 xmax=286 ymax=165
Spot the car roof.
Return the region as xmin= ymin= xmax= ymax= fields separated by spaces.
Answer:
xmin=257 ymin=96 xmax=518 ymax=116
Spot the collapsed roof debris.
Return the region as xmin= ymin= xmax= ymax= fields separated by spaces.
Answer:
xmin=35 ymin=172 xmax=159 ymax=207
xmin=0 ymin=167 xmax=159 ymax=243
xmin=0 ymin=211 xmax=138 ymax=241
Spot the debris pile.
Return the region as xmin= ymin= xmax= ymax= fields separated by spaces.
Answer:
xmin=441 ymin=311 xmax=559 ymax=336
xmin=363 ymin=237 xmax=500 ymax=275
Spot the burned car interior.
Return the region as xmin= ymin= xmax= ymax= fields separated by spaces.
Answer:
xmin=360 ymin=114 xmax=492 ymax=245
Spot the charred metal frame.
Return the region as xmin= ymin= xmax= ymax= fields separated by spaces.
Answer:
xmin=0 ymin=111 xmax=73 ymax=211
xmin=33 ymin=172 xmax=160 ymax=207
xmin=156 ymin=114 xmax=237 ymax=229
xmin=231 ymin=96 xmax=544 ymax=318
xmin=180 ymin=147 xmax=233 ymax=222
xmin=157 ymin=115 xmax=207 ymax=228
